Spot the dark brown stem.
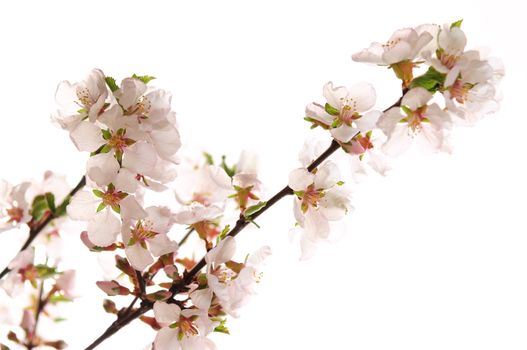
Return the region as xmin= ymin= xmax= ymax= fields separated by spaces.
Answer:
xmin=83 ymin=94 xmax=406 ymax=350
xmin=0 ymin=176 xmax=86 ymax=280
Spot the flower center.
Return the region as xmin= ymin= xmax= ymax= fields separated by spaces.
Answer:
xmin=338 ymin=104 xmax=360 ymax=126
xmin=76 ymin=87 xmax=94 ymax=108
xmin=6 ymin=207 xmax=23 ymax=224
xmin=438 ymin=51 xmax=459 ymax=70
xmin=178 ymin=316 xmax=199 ymax=338
xmin=300 ymin=184 xmax=324 ymax=213
xmin=449 ymin=79 xmax=472 ymax=104
xmin=130 ymin=220 xmax=158 ymax=244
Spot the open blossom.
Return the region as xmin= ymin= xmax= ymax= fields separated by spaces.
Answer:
xmin=306 ymin=82 xmax=381 ymax=143
xmin=189 ymin=236 xmax=271 ymax=317
xmin=54 ymin=68 xmax=109 ymax=129
xmin=67 ymin=181 xmax=145 ymax=247
xmin=352 ymin=27 xmax=433 ymax=65
xmin=153 ymin=301 xmax=217 ymax=350
xmin=0 ymin=248 xmax=35 ymax=296
xmin=423 ymin=23 xmax=468 ymax=74
xmin=122 ymin=206 xmax=178 ymax=271
xmin=288 ymin=161 xmax=352 ymax=259
xmin=442 ymin=52 xmax=503 ymax=125
xmin=0 ymin=180 xmax=30 ymax=233
xmin=377 ymin=87 xmax=451 ymax=156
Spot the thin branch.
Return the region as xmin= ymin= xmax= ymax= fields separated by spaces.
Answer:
xmin=83 ymin=93 xmax=406 ymax=350
xmin=177 ymin=227 xmax=195 ymax=246
xmin=0 ymin=176 xmax=86 ymax=280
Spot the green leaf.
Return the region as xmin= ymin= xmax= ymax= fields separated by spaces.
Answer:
xmin=409 ymin=66 xmax=446 ymax=92
xmin=30 ymin=195 xmax=51 ymax=221
xmin=53 ymin=317 xmax=67 ymax=323
xmin=105 ymin=77 xmax=119 ymax=92
xmin=243 ymin=201 xmax=267 ymax=218
xmin=336 ymin=181 xmax=345 ymax=186
xmin=451 ymin=19 xmax=463 ymax=29
xmin=324 ymin=103 xmax=339 ymax=116
xmin=132 ymin=74 xmax=156 ymax=84
xmin=401 ymin=105 xmax=413 ymax=115
xmin=93 ymin=189 xmax=104 ymax=198
xmin=45 ymin=192 xmax=56 ymax=213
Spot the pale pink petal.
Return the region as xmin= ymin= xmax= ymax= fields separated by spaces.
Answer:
xmin=190 ymin=288 xmax=213 ymax=310
xmin=154 ymin=327 xmax=181 ymax=350
xmin=86 ymin=152 xmax=119 ymax=187
xmin=69 ymin=121 xmax=105 ymax=152
xmin=305 ymin=103 xmax=334 ymax=125
xmin=87 ymin=210 xmax=120 ymax=247
xmin=148 ymin=234 xmax=178 ymax=257
xmin=288 ymin=168 xmax=314 ymax=191
xmin=382 ymin=41 xmax=413 ymax=64
xmin=377 ymin=108 xmax=403 ymax=136
xmin=330 ymin=124 xmax=359 ymax=143
xmin=67 ymin=191 xmax=99 ymax=221
xmin=123 ymin=142 xmax=157 ymax=174
xmin=120 ymin=196 xmax=147 ymax=220
xmin=153 ymin=301 xmax=181 ymax=325
xmin=125 ymin=244 xmax=154 ymax=271
xmin=402 ymin=87 xmax=432 ymax=110
xmin=351 ymin=42 xmax=385 ymax=64
xmin=323 ymin=82 xmax=348 ymax=110
xmin=355 ymin=110 xmax=382 ymax=132
xmin=314 ymin=161 xmax=339 ymax=189
xmin=205 ymin=236 xmax=236 ymax=266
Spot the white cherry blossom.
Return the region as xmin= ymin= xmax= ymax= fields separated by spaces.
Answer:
xmin=377 ymin=87 xmax=451 ymax=156
xmin=352 ymin=27 xmax=433 ymax=65
xmin=306 ymin=81 xmax=381 ymax=143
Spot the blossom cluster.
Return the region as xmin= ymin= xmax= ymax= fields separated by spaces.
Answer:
xmin=0 ymin=19 xmax=502 ymax=350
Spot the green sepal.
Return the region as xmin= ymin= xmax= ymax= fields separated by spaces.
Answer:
xmin=96 ymin=202 xmax=107 ymax=212
xmin=102 ymin=129 xmax=112 ymax=140
xmin=93 ymin=189 xmax=104 ymax=198
xmin=401 ymin=105 xmax=413 ymax=115
xmin=30 ymin=195 xmax=51 ymax=221
xmin=324 ymin=103 xmax=339 ymax=116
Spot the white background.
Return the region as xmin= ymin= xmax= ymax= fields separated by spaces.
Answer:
xmin=0 ymin=0 xmax=526 ymax=349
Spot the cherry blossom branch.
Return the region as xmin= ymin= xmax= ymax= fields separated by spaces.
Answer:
xmin=83 ymin=93 xmax=406 ymax=349
xmin=0 ymin=176 xmax=87 ymax=281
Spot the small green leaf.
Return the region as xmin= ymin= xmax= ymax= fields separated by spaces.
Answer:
xmin=213 ymin=319 xmax=230 ymax=334
xmin=132 ymin=74 xmax=156 ymax=84
xmin=336 ymin=181 xmax=345 ymax=186
xmin=45 ymin=193 xmax=56 ymax=213
xmin=220 ymin=155 xmax=236 ymax=178
xmin=451 ymin=19 xmax=463 ymax=29
xmin=100 ymin=144 xmax=112 ymax=154
xmin=49 ymin=295 xmax=72 ymax=304
xmin=409 ymin=66 xmax=446 ymax=92
xmin=53 ymin=317 xmax=67 ymax=323
xmin=324 ymin=103 xmax=339 ymax=116
xmin=105 ymin=77 xmax=119 ymax=92
xmin=203 ymin=152 xmax=214 ymax=165
xmin=243 ymin=201 xmax=267 ymax=218
xmin=93 ymin=189 xmax=104 ymax=198
xmin=35 ymin=264 xmax=59 ymax=279
xmin=30 ymin=195 xmax=51 ymax=221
